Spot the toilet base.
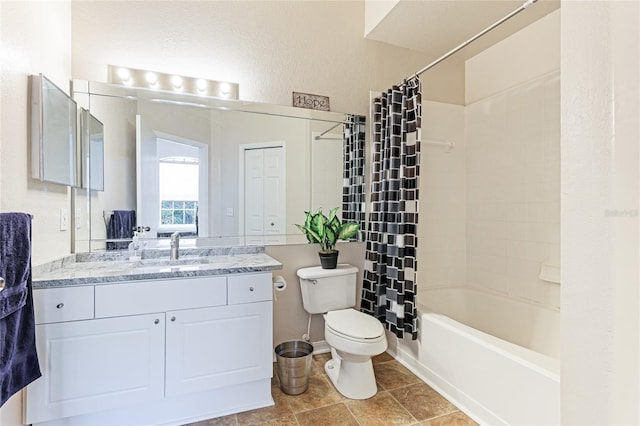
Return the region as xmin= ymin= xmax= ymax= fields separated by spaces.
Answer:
xmin=324 ymin=348 xmax=378 ymax=400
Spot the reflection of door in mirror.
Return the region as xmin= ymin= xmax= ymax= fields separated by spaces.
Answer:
xmin=136 ymin=115 xmax=209 ymax=238
xmin=240 ymin=143 xmax=286 ymax=245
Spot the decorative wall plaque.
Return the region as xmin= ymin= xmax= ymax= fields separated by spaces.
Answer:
xmin=292 ymin=92 xmax=330 ymax=111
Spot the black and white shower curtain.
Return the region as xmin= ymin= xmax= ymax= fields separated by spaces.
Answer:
xmin=361 ymin=78 xmax=421 ymax=340
xmin=342 ymin=114 xmax=366 ymax=236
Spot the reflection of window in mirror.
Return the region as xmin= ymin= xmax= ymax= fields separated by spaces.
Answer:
xmin=158 ymin=157 xmax=199 ymax=237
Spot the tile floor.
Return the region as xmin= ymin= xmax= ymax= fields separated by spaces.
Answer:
xmin=187 ymin=352 xmax=478 ymax=426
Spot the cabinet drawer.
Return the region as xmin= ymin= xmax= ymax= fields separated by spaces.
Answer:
xmin=33 ymin=286 xmax=95 ymax=324
xmin=95 ymin=276 xmax=227 ymax=318
xmin=227 ymin=273 xmax=272 ymax=304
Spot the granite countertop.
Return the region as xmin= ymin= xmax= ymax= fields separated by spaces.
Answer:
xmin=33 ymin=247 xmax=282 ymax=288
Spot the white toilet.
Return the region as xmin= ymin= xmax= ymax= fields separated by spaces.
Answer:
xmin=297 ymin=264 xmax=387 ymax=399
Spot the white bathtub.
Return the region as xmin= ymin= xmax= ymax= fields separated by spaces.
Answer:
xmin=388 ymin=287 xmax=560 ymax=425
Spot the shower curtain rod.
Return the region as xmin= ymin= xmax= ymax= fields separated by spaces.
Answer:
xmin=403 ymin=0 xmax=537 ymax=84
xmin=315 ymin=121 xmax=343 ymax=139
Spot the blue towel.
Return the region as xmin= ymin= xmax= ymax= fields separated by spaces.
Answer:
xmin=0 ymin=212 xmax=41 ymax=407
xmin=106 ymin=210 xmax=136 ymax=250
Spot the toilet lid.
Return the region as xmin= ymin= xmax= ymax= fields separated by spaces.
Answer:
xmin=325 ymin=309 xmax=384 ymax=340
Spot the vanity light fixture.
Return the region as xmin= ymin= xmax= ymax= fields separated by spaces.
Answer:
xmin=108 ymin=65 xmax=239 ymax=99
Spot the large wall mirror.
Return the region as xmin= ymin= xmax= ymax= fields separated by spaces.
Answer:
xmin=72 ymin=80 xmax=366 ymax=252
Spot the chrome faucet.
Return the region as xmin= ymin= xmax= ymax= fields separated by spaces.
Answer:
xmin=170 ymin=232 xmax=180 ymax=260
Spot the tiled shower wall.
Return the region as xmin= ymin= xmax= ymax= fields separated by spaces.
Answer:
xmin=465 ymin=73 xmax=560 ymax=309
xmin=417 ymin=10 xmax=560 ymax=310
xmin=418 ymin=101 xmax=466 ymax=293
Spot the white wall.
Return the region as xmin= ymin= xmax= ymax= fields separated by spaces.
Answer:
xmin=0 ymin=1 xmax=73 ymax=266
xmin=561 ymin=1 xmax=640 ymax=424
xmin=71 ymin=1 xmax=432 ymax=116
xmin=464 ymin=10 xmax=560 ymax=310
xmin=0 ymin=1 xmax=73 ymax=423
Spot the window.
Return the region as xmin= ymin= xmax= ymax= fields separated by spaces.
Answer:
xmin=159 ymin=158 xmax=199 ymax=229
xmin=161 ymin=200 xmax=198 ymax=225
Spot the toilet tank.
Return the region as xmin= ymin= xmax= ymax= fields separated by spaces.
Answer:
xmin=297 ymin=264 xmax=358 ymax=314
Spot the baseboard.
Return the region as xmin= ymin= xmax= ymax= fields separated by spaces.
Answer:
xmin=310 ymin=340 xmax=330 ymax=354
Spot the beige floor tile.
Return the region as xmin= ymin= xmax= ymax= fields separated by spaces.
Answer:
xmin=373 ymin=360 xmax=421 ymax=390
xmin=418 ymin=411 xmax=479 ymax=426
xmin=390 ymin=382 xmax=458 ymax=421
xmin=296 ymin=402 xmax=359 ymax=426
xmin=309 ymin=353 xmax=330 ymax=377
xmin=235 ymin=386 xmax=293 ymax=425
xmin=344 ymin=391 xmax=417 ymax=426
xmin=184 ymin=414 xmax=237 ymax=426
xmin=244 ymin=414 xmax=299 ymax=426
xmin=285 ymin=374 xmax=343 ymax=413
xmin=372 ymin=351 xmax=395 ymax=364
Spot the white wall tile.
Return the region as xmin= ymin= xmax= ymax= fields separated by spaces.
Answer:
xmin=465 ymin=71 xmax=560 ymax=310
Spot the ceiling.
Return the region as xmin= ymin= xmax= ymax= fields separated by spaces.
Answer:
xmin=365 ymin=0 xmax=560 ymax=62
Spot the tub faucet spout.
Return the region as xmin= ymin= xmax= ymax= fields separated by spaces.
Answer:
xmin=170 ymin=232 xmax=180 ymax=260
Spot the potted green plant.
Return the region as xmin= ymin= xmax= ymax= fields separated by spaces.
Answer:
xmin=295 ymin=207 xmax=360 ymax=269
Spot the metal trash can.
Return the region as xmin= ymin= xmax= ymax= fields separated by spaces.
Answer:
xmin=274 ymin=340 xmax=313 ymax=395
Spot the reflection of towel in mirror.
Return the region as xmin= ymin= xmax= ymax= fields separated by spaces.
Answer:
xmin=0 ymin=212 xmax=41 ymax=408
xmin=106 ymin=210 xmax=136 ymax=250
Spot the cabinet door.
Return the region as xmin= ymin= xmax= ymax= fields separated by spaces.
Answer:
xmin=165 ymin=301 xmax=272 ymax=397
xmin=25 ymin=314 xmax=165 ymax=425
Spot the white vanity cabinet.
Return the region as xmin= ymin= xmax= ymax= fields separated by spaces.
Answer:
xmin=26 ymin=272 xmax=274 ymax=426
xmin=26 ymin=313 xmax=166 ymax=424
xmin=165 ymin=301 xmax=271 ymax=397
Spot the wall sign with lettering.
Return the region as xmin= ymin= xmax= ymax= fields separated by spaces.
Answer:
xmin=292 ymin=92 xmax=330 ymax=111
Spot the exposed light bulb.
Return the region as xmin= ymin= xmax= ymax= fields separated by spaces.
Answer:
xmin=219 ymin=82 xmax=231 ymax=96
xmin=196 ymin=79 xmax=207 ymax=92
xmin=171 ymin=75 xmax=183 ymax=89
xmin=145 ymin=72 xmax=158 ymax=86
xmin=117 ymin=67 xmax=132 ymax=84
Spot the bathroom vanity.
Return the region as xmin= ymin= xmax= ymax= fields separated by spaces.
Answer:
xmin=26 ymin=248 xmax=281 ymax=426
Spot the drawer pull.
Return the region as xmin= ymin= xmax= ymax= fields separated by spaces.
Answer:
xmin=249 ymin=286 xmax=254 ymax=292
xmin=154 ymin=319 xmax=160 ymax=325
xmin=56 ymin=303 xmax=64 ymax=309
xmin=171 ymin=316 xmax=176 ymax=322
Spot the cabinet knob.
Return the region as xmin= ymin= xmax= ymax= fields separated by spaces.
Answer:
xmin=56 ymin=302 xmax=64 ymax=309
xmin=154 ymin=319 xmax=160 ymax=325
xmin=171 ymin=316 xmax=176 ymax=322
xmin=249 ymin=286 xmax=254 ymax=292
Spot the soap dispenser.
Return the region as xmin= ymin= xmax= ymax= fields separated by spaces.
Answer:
xmin=128 ymin=231 xmax=142 ymax=261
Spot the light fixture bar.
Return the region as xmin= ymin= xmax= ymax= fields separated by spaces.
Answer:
xmin=108 ymin=65 xmax=239 ymax=99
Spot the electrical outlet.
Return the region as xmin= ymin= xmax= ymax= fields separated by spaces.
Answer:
xmin=59 ymin=208 xmax=68 ymax=231
xmin=226 ymin=208 xmax=234 ymax=217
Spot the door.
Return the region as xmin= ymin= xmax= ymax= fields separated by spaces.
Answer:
xmin=136 ymin=114 xmax=159 ymax=236
xmin=164 ymin=302 xmax=273 ymax=397
xmin=242 ymin=145 xmax=286 ymax=244
xmin=25 ymin=314 xmax=165 ymax=425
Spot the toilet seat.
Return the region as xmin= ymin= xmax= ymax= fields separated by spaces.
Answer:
xmin=325 ymin=309 xmax=385 ymax=342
